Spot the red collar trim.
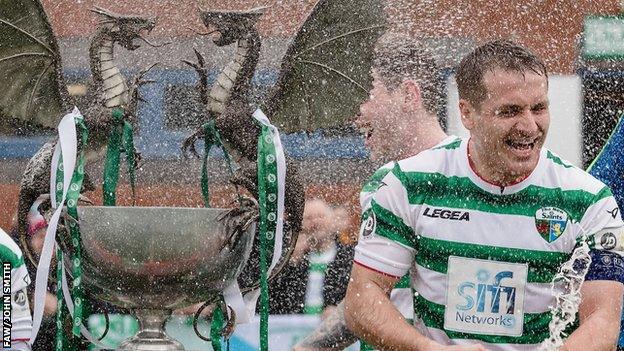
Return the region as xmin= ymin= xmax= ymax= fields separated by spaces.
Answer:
xmin=466 ymin=139 xmax=531 ymax=188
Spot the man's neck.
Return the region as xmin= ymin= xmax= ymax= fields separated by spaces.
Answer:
xmin=400 ymin=112 xmax=447 ymax=159
xmin=467 ymin=139 xmax=534 ymax=187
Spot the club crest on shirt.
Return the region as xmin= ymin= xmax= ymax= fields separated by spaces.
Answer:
xmin=359 ymin=212 xmax=377 ymax=239
xmin=535 ymin=207 xmax=568 ymax=243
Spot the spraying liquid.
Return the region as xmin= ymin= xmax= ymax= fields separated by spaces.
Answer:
xmin=540 ymin=226 xmax=592 ymax=351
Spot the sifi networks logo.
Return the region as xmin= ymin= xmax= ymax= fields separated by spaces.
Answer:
xmin=445 ymin=257 xmax=527 ymax=337
xmin=455 ymin=269 xmax=517 ymax=329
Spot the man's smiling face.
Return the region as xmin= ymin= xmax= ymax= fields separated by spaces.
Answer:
xmin=355 ymin=72 xmax=408 ymax=163
xmin=463 ymin=68 xmax=550 ymax=181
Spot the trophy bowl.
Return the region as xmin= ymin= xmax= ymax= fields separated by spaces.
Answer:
xmin=64 ymin=206 xmax=256 ymax=351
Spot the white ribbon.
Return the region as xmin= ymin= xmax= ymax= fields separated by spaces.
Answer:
xmin=30 ymin=108 xmax=109 ymax=349
xmin=223 ymin=109 xmax=287 ymax=324
xmin=30 ymin=108 xmax=80 ymax=343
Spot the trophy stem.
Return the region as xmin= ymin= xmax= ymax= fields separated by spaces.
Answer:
xmin=117 ymin=309 xmax=184 ymax=351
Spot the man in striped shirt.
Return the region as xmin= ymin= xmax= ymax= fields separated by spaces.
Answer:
xmin=345 ymin=39 xmax=624 ymax=351
xmin=293 ymin=31 xmax=448 ymax=350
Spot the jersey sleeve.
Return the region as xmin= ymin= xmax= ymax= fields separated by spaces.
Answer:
xmin=359 ymin=161 xmax=395 ymax=212
xmin=10 ymin=285 xmax=32 ymax=348
xmin=10 ymin=262 xmax=32 ymax=347
xmin=579 ymin=189 xmax=624 ymax=283
xmin=0 ymin=229 xmax=33 ymax=348
xmin=11 ymin=262 xmax=30 ymax=293
xmin=354 ymin=164 xmax=416 ymax=278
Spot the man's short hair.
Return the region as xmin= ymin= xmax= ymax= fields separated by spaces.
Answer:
xmin=455 ymin=39 xmax=548 ymax=108
xmin=373 ymin=32 xmax=443 ymax=116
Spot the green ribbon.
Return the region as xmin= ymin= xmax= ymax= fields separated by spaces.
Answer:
xmin=123 ymin=117 xmax=137 ymax=203
xmin=103 ymin=108 xmax=137 ymax=206
xmin=201 ymin=120 xmax=238 ymax=346
xmin=200 ymin=116 xmax=279 ymax=351
xmin=257 ymin=124 xmax=279 ymax=351
xmin=53 ymin=107 xmax=135 ymax=350
xmin=54 ymin=116 xmax=88 ymax=350
xmin=68 ymin=124 xmax=87 ymax=337
xmin=201 ymin=120 xmax=236 ymax=207
xmin=210 ymin=303 xmax=225 ymax=351
xmin=55 ymin=249 xmax=68 ymax=351
xmin=55 ymin=153 xmax=66 ymax=351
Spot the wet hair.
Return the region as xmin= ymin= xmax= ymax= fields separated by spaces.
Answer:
xmin=455 ymin=39 xmax=548 ymax=108
xmin=373 ymin=32 xmax=443 ymax=116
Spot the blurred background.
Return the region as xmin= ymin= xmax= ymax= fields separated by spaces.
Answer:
xmin=1 ymin=0 xmax=623 ymax=243
xmin=4 ymin=1 xmax=624 ymax=349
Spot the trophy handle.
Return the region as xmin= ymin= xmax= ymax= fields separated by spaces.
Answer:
xmin=90 ymin=311 xmax=111 ymax=341
xmin=193 ymin=299 xmax=236 ymax=342
xmin=238 ymin=221 xmax=298 ymax=294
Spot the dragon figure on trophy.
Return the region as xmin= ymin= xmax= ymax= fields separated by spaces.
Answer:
xmin=0 ymin=0 xmax=384 ymax=348
xmin=0 ymin=2 xmax=163 ymax=267
xmin=182 ymin=1 xmax=385 ymax=294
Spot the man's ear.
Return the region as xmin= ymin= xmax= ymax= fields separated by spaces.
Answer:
xmin=401 ymin=79 xmax=422 ymax=112
xmin=459 ymin=99 xmax=476 ymax=130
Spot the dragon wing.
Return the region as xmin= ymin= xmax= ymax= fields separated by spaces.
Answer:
xmin=264 ymin=0 xmax=385 ymax=133
xmin=0 ymin=0 xmax=69 ymax=132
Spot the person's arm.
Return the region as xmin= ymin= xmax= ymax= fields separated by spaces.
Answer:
xmin=345 ymin=264 xmax=486 ymax=351
xmin=566 ymin=190 xmax=624 ymax=350
xmin=345 ymin=163 xmax=486 ymax=351
xmin=293 ymin=301 xmax=358 ymax=351
xmin=345 ymin=263 xmax=427 ymax=350
xmin=11 ymin=287 xmax=32 ymax=350
xmin=562 ymin=280 xmax=623 ymax=351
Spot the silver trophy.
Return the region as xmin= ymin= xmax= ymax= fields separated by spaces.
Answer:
xmin=62 ymin=206 xmax=256 ymax=350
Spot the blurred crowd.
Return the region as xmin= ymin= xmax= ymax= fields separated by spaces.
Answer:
xmin=267 ymin=198 xmax=352 ymax=317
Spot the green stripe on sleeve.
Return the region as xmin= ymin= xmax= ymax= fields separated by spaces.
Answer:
xmin=361 ymin=165 xmax=393 ymax=193
xmin=592 ymin=186 xmax=613 ymax=205
xmin=371 ymin=200 xmax=417 ymax=249
xmin=0 ymin=244 xmax=23 ymax=268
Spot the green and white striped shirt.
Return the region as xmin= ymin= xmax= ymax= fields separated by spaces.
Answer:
xmin=358 ymin=160 xmax=412 ymax=351
xmin=354 ymin=137 xmax=623 ymax=350
xmin=360 ymin=162 xmax=412 ymax=305
xmin=0 ymin=227 xmax=32 ymax=346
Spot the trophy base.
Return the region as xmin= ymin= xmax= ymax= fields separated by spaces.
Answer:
xmin=117 ymin=309 xmax=185 ymax=351
xmin=118 ymin=338 xmax=184 ymax=351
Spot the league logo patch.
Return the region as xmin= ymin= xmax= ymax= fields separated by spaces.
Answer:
xmin=14 ymin=289 xmax=26 ymax=307
xmin=359 ymin=212 xmax=377 ymax=239
xmin=535 ymin=207 xmax=568 ymax=243
xmin=594 ymin=227 xmax=624 ymax=251
xmin=600 ymin=232 xmax=617 ymax=250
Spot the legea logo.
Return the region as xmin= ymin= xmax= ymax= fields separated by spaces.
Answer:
xmin=455 ymin=269 xmax=516 ymax=328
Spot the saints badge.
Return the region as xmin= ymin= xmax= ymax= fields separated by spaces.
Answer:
xmin=535 ymin=207 xmax=568 ymax=243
